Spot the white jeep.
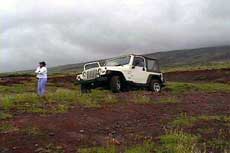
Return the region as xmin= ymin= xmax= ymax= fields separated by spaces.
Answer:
xmin=76 ymin=54 xmax=165 ymax=93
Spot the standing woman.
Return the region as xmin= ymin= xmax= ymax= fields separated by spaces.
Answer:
xmin=35 ymin=61 xmax=48 ymax=96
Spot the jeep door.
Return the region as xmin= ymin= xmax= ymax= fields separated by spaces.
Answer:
xmin=131 ymin=56 xmax=149 ymax=84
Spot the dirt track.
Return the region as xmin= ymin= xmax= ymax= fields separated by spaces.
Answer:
xmin=0 ymin=92 xmax=229 ymax=153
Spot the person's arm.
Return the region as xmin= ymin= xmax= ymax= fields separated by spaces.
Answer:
xmin=38 ymin=67 xmax=47 ymax=75
xmin=35 ymin=67 xmax=40 ymax=73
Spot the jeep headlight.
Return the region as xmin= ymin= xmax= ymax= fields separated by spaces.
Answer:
xmin=76 ymin=75 xmax=81 ymax=80
xmin=82 ymin=72 xmax=86 ymax=77
xmin=98 ymin=68 xmax=106 ymax=75
xmin=98 ymin=68 xmax=102 ymax=74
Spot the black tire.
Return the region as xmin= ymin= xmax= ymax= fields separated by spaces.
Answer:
xmin=149 ymin=79 xmax=161 ymax=92
xmin=80 ymin=84 xmax=91 ymax=93
xmin=110 ymin=76 xmax=122 ymax=93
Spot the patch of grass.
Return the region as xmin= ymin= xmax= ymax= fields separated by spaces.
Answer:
xmin=158 ymin=130 xmax=200 ymax=153
xmin=77 ymin=90 xmax=119 ymax=107
xmin=206 ymin=128 xmax=230 ymax=152
xmin=169 ymin=115 xmax=230 ymax=152
xmin=79 ymin=142 xmax=155 ymax=153
xmin=167 ymin=82 xmax=198 ymax=93
xmin=1 ymin=88 xmax=119 ymax=114
xmin=21 ymin=126 xmax=45 ymax=137
xmin=0 ymin=84 xmax=36 ymax=94
xmin=167 ymin=82 xmax=230 ymax=93
xmin=131 ymin=91 xmax=178 ymax=104
xmin=197 ymin=127 xmax=214 ymax=134
xmin=79 ymin=146 xmax=116 ymax=153
xmin=170 ymin=114 xmax=230 ymax=128
xmin=0 ymin=124 xmax=18 ymax=133
xmin=35 ymin=144 xmax=64 ymax=153
xmin=207 ymin=138 xmax=230 ymax=152
xmin=156 ymin=97 xmax=178 ymax=104
xmin=132 ymin=94 xmax=151 ymax=104
xmin=125 ymin=141 xmax=155 ymax=153
xmin=163 ymin=62 xmax=230 ymax=73
xmin=0 ymin=112 xmax=12 ymax=120
xmin=1 ymin=92 xmax=70 ymax=114
xmin=170 ymin=113 xmax=198 ymax=127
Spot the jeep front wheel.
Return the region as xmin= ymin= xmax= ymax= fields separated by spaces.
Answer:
xmin=80 ymin=84 xmax=91 ymax=93
xmin=110 ymin=76 xmax=122 ymax=93
xmin=149 ymin=79 xmax=161 ymax=92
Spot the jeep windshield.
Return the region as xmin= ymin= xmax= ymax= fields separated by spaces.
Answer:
xmin=105 ymin=56 xmax=131 ymax=66
xmin=84 ymin=63 xmax=100 ymax=70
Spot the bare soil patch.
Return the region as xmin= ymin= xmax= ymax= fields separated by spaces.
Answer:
xmin=0 ymin=92 xmax=229 ymax=153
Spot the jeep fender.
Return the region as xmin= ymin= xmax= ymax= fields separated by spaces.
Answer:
xmin=147 ymin=74 xmax=163 ymax=85
xmin=105 ymin=70 xmax=127 ymax=82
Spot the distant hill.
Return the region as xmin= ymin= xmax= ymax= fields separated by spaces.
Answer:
xmin=146 ymin=46 xmax=230 ymax=67
xmin=47 ymin=46 xmax=230 ymax=73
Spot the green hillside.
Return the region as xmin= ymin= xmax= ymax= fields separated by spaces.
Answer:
xmin=146 ymin=46 xmax=230 ymax=67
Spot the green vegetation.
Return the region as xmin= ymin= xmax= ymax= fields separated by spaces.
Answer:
xmin=158 ymin=130 xmax=199 ymax=153
xmin=0 ymin=112 xmax=12 ymax=120
xmin=132 ymin=93 xmax=151 ymax=104
xmin=163 ymin=62 xmax=230 ymax=72
xmin=79 ymin=131 xmax=201 ymax=153
xmin=79 ymin=146 xmax=116 ymax=153
xmin=21 ymin=125 xmax=45 ymax=137
xmin=170 ymin=113 xmax=198 ymax=127
xmin=0 ymin=84 xmax=36 ymax=94
xmin=35 ymin=144 xmax=64 ymax=153
xmin=77 ymin=129 xmax=230 ymax=153
xmin=125 ymin=141 xmax=155 ymax=153
xmin=131 ymin=91 xmax=178 ymax=104
xmin=170 ymin=113 xmax=230 ymax=128
xmin=168 ymin=114 xmax=230 ymax=152
xmin=78 ymin=142 xmax=156 ymax=153
xmin=0 ymin=88 xmax=119 ymax=114
xmin=167 ymin=82 xmax=230 ymax=93
xmin=156 ymin=97 xmax=178 ymax=104
xmin=0 ymin=124 xmax=17 ymax=133
xmin=207 ymin=138 xmax=230 ymax=152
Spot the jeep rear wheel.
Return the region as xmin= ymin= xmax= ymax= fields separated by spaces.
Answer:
xmin=110 ymin=76 xmax=122 ymax=93
xmin=149 ymin=79 xmax=161 ymax=92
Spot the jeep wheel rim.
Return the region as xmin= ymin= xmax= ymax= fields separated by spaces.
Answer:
xmin=117 ymin=80 xmax=121 ymax=90
xmin=153 ymin=83 xmax=161 ymax=92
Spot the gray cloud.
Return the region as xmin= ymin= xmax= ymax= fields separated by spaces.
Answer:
xmin=1 ymin=0 xmax=230 ymax=72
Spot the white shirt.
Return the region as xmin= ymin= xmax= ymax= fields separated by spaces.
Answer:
xmin=35 ymin=67 xmax=48 ymax=78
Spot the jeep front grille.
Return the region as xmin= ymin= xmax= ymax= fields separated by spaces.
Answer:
xmin=86 ymin=69 xmax=98 ymax=80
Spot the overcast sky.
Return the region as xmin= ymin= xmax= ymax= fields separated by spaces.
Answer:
xmin=1 ymin=0 xmax=230 ymax=72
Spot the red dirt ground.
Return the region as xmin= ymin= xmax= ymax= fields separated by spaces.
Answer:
xmin=0 ymin=69 xmax=230 ymax=153
xmin=0 ymin=92 xmax=229 ymax=153
xmin=0 ymin=77 xmax=32 ymax=86
xmin=48 ymin=76 xmax=76 ymax=84
xmin=165 ymin=68 xmax=230 ymax=83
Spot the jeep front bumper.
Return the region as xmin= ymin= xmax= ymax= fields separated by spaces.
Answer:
xmin=76 ymin=76 xmax=108 ymax=85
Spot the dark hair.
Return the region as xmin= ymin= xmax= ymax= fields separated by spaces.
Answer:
xmin=39 ymin=61 xmax=46 ymax=67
